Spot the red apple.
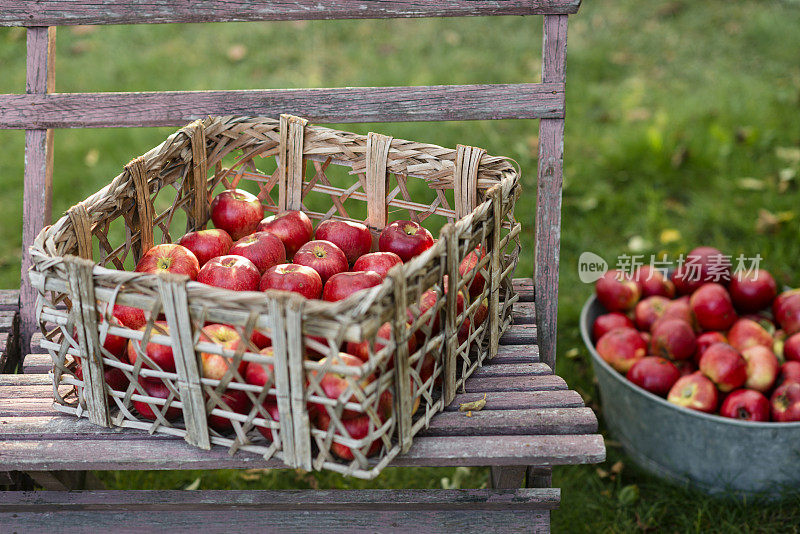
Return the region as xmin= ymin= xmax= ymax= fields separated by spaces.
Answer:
xmin=632 ymin=266 xmax=675 ymax=299
xmin=626 ymin=356 xmax=681 ymax=397
xmin=112 ymin=304 xmax=147 ymax=331
xmin=720 ymin=389 xmax=770 ymax=422
xmin=592 ymin=312 xmax=635 ymax=342
xmin=784 ymin=333 xmax=800 ymax=363
xmin=727 ymin=318 xmax=773 ymax=353
xmin=773 ymin=289 xmax=800 ymax=321
xmin=651 ymin=319 xmax=697 ymax=361
xmin=352 ymin=252 xmax=403 ymax=280
xmin=323 ymin=271 xmax=383 ymax=302
xmin=671 ymin=246 xmax=732 ymax=295
xmin=260 ymin=263 xmax=322 ymax=299
xmin=250 ymin=329 xmax=272 ymax=350
xmin=73 ymin=311 xmax=128 ymax=361
xmin=293 ymin=240 xmax=348 ymax=284
xmin=595 ymin=327 xmax=647 ymax=373
xmin=255 ymin=400 xmax=281 ymax=441
xmin=245 ymin=350 xmax=275 ymax=389
xmin=210 ymin=189 xmax=264 ymax=241
xmin=314 ymin=219 xmax=373 ymax=266
xmin=741 ymin=345 xmax=779 ymax=393
xmin=667 ymin=372 xmax=719 ymax=413
xmin=778 ymin=361 xmax=800 ymax=386
xmin=229 ymin=231 xmax=286 ymax=274
xmin=257 ymin=210 xmax=313 ymax=259
xmin=127 ymin=321 xmax=175 ymax=372
xmin=197 ymin=255 xmax=260 ymax=291
xmin=346 ymin=321 xmax=418 ymax=367
xmin=654 ymin=297 xmax=697 ymax=332
xmin=674 ymin=360 xmax=697 ymax=377
xmin=177 ymin=229 xmax=233 ymax=267
xmin=74 ymin=364 xmax=129 ymax=394
xmin=694 ymin=331 xmax=727 ymax=365
xmin=200 ymin=324 xmax=246 ymax=380
xmin=378 ymin=220 xmax=434 ymax=263
xmin=134 ymin=243 xmax=200 ymax=280
xmin=699 ymin=342 xmax=747 ymax=392
xmin=208 ymin=389 xmax=252 ymax=432
xmin=132 ymin=377 xmax=181 ymax=421
xmin=729 ymin=269 xmax=777 ymax=313
xmin=595 ymin=270 xmax=640 ymax=312
xmin=770 ymin=382 xmax=800 ymax=422
xmin=690 ymin=283 xmax=738 ymax=331
xmin=458 ymin=299 xmax=489 ymax=346
xmin=634 ymin=296 xmax=670 ymax=331
xmin=775 ymin=293 xmax=800 ymax=336
xmin=315 ymin=410 xmax=381 ymax=460
xmin=311 ymin=352 xmax=372 ymax=419
xmin=459 ymin=247 xmax=487 ymax=299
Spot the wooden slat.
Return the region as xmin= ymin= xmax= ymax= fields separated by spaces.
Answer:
xmin=0 ymin=1 xmax=582 ymax=26
xmin=421 ymin=408 xmax=596 ymax=436
xmin=490 ymin=466 xmax=526 ymax=489
xmin=511 ymin=301 xmax=536 ymax=324
xmin=447 ymin=390 xmax=584 ymax=411
xmin=0 ymin=507 xmax=550 ymax=533
xmin=492 ymin=344 xmax=539 ymax=364
xmin=20 ymin=26 xmax=55 ymax=360
xmin=535 ymin=15 xmax=568 ymax=371
xmin=500 ymin=324 xmax=537 ymax=345
xmin=512 ymin=278 xmax=534 ymax=302
xmin=472 ymin=362 xmax=549 ymax=378
xmin=465 ymin=374 xmax=566 ymax=392
xmin=0 ymin=290 xmax=19 ymax=311
xmin=0 ymin=83 xmax=564 ymax=129
xmin=0 ymin=488 xmax=560 ymax=510
xmin=0 ymin=434 xmax=605 ymax=469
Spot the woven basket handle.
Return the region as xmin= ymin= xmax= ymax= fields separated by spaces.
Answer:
xmin=67 ymin=202 xmax=93 ymax=260
xmin=187 ymin=119 xmax=209 ymax=230
xmin=365 ymin=132 xmax=393 ymax=240
xmin=278 ymin=114 xmax=308 ymax=212
xmin=126 ymin=157 xmax=155 ymax=264
xmin=454 ymin=144 xmax=486 ymax=220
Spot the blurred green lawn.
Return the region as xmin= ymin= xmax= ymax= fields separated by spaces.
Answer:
xmin=2 ymin=0 xmax=800 ymax=531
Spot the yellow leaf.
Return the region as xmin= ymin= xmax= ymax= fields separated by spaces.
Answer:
xmin=659 ymin=229 xmax=681 ymax=244
xmin=459 ymin=393 xmax=487 ymax=412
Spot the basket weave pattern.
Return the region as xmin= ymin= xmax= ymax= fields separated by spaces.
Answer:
xmin=30 ymin=115 xmax=521 ymax=478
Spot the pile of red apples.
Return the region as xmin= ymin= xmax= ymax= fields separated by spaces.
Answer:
xmin=593 ymin=246 xmax=800 ymax=423
xmin=79 ymin=188 xmax=486 ymax=460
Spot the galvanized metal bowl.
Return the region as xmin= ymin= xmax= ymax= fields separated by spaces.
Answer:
xmin=580 ymin=295 xmax=800 ymax=497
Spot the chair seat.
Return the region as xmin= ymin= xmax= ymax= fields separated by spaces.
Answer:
xmin=0 ymin=279 xmax=605 ymax=471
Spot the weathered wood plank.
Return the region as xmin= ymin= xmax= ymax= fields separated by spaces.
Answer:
xmin=472 ymin=362 xmax=550 ymax=378
xmin=0 ymin=1 xmax=582 ymax=26
xmin=24 ymin=471 xmax=105 ymax=491
xmin=465 ymin=374 xmax=567 ymax=392
xmin=535 ymin=15 xmax=567 ymax=372
xmin=21 ymin=352 xmax=50 ymax=375
xmin=0 ymin=434 xmax=605 ymax=469
xmin=500 ymin=323 xmax=537 ymax=345
xmin=0 ymin=83 xmax=565 ymax=129
xmin=512 ymin=278 xmax=534 ymax=302
xmin=0 ymin=290 xmax=19 ymax=310
xmin=446 ymin=390 xmax=584 ymax=411
xmin=511 ymin=301 xmax=536 ymax=324
xmin=421 ymin=408 xmax=597 ymax=436
xmin=0 ymin=508 xmax=550 ymax=533
xmin=0 ymin=488 xmax=560 ymax=510
xmin=20 ymin=26 xmax=55 ymax=360
xmin=492 ymin=344 xmax=539 ymax=364
xmin=527 ymin=466 xmax=553 ymax=489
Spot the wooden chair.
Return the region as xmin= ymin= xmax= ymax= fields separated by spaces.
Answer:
xmin=0 ymin=2 xmax=603 ymax=532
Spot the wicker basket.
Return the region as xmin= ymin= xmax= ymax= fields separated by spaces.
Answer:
xmin=29 ymin=115 xmax=521 ymax=478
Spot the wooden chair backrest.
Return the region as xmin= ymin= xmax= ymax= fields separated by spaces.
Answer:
xmin=0 ymin=0 xmax=580 ymax=370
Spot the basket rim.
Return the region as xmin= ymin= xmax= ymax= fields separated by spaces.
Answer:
xmin=30 ymin=115 xmax=520 ymax=319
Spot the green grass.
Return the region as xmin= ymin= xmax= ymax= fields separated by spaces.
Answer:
xmin=3 ymin=0 xmax=800 ymax=531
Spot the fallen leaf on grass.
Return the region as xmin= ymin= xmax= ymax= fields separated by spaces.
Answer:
xmin=756 ymin=209 xmax=795 ymax=234
xmin=565 ymin=348 xmax=580 ymax=359
xmin=618 ymin=484 xmax=640 ymax=506
xmin=183 ymin=477 xmax=201 ymax=490
xmin=227 ymin=44 xmax=248 ymax=62
xmin=776 ymin=146 xmax=800 ymax=163
xmin=459 ymin=393 xmax=486 ymax=412
xmin=736 ymin=177 xmax=766 ymax=191
xmin=611 ymin=461 xmax=625 ymax=475
xmin=659 ymin=229 xmax=681 ymax=244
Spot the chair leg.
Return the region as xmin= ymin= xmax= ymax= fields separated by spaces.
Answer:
xmin=489 ymin=466 xmax=527 ymax=489
xmin=526 ymin=467 xmax=553 ymax=489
